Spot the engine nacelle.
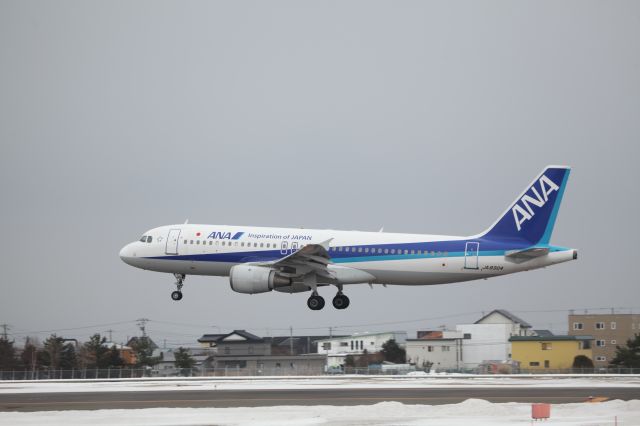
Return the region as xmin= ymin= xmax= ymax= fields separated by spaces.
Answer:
xmin=229 ymin=265 xmax=291 ymax=294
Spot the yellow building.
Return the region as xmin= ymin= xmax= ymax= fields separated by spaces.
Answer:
xmin=509 ymin=335 xmax=594 ymax=370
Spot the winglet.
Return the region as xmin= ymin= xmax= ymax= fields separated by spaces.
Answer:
xmin=318 ymin=238 xmax=333 ymax=250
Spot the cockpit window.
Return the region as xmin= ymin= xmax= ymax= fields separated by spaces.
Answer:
xmin=140 ymin=236 xmax=147 ymax=242
xmin=147 ymin=236 xmax=152 ymax=243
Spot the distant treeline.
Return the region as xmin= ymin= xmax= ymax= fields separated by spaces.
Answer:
xmin=0 ymin=333 xmax=157 ymax=371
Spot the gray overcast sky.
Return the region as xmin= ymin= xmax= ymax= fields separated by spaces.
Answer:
xmin=1 ymin=1 xmax=639 ymax=347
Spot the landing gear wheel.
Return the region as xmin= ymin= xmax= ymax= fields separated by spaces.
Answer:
xmin=307 ymin=295 xmax=325 ymax=310
xmin=171 ymin=273 xmax=185 ymax=301
xmin=332 ymin=293 xmax=350 ymax=310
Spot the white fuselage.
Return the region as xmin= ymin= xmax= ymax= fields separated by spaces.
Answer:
xmin=119 ymin=224 xmax=576 ymax=287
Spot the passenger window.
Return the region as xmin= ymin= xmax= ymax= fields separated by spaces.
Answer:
xmin=384 ymin=249 xmax=389 ymax=254
xmin=338 ymin=247 xmax=343 ymax=252
xmin=411 ymin=250 xmax=415 ymax=254
xmin=184 ymin=239 xmax=187 ymax=244
xmin=345 ymin=247 xmax=350 ymax=252
xmin=241 ymin=242 xmax=244 ymax=247
xmin=358 ymin=247 xmax=363 ymax=253
xmin=364 ymin=247 xmax=369 ymax=253
xmin=260 ymin=243 xmax=264 ymax=248
xmin=254 ymin=242 xmax=258 ymax=247
xmin=404 ymin=249 xmax=408 ymax=254
xmin=390 ymin=249 xmax=395 ymax=254
xmin=190 ymin=240 xmax=194 ymax=244
xmin=215 ymin=241 xmax=219 ymax=246
xmin=209 ymin=241 xmax=212 ymax=245
xmin=221 ymin=241 xmax=225 ymax=246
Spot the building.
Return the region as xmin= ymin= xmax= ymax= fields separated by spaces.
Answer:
xmin=455 ymin=323 xmax=513 ymax=369
xmin=196 ymin=330 xmax=327 ymax=375
xmin=103 ymin=342 xmax=137 ymax=366
xmin=568 ymin=313 xmax=640 ymax=367
xmin=474 ymin=309 xmax=536 ymax=337
xmin=315 ymin=331 xmax=407 ymax=367
xmin=266 ymin=336 xmax=341 ymax=355
xmin=209 ymin=354 xmax=327 ymax=375
xmin=510 ymin=335 xmax=594 ymax=370
xmin=197 ymin=330 xmax=271 ymax=356
xmin=406 ymin=330 xmax=464 ymax=371
xmin=448 ymin=309 xmax=540 ymax=369
xmin=152 ymin=346 xmax=215 ymax=376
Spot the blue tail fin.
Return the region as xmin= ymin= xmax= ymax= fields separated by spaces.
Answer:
xmin=480 ymin=165 xmax=571 ymax=245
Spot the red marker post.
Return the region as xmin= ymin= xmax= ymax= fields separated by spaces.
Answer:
xmin=532 ymin=403 xmax=551 ymax=420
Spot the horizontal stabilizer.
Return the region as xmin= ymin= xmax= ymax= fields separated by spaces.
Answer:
xmin=505 ymin=247 xmax=550 ymax=263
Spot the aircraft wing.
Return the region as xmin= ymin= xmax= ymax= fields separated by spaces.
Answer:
xmin=505 ymin=247 xmax=550 ymax=263
xmin=254 ymin=239 xmax=335 ymax=280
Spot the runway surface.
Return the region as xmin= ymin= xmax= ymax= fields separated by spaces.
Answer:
xmin=2 ymin=387 xmax=639 ymax=411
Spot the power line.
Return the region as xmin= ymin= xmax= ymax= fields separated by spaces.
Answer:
xmin=8 ymin=320 xmax=137 ymax=336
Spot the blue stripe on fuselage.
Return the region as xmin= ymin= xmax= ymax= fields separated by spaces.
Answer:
xmin=146 ymin=241 xmax=568 ymax=264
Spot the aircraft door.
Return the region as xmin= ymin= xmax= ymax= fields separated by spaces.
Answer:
xmin=464 ymin=242 xmax=479 ymax=269
xmin=165 ymin=229 xmax=181 ymax=255
xmin=280 ymin=241 xmax=288 ymax=255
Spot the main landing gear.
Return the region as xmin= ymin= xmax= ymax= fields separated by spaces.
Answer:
xmin=171 ymin=273 xmax=185 ymax=301
xmin=307 ymin=292 xmax=325 ymax=310
xmin=332 ymin=292 xmax=350 ymax=310
xmin=306 ymin=291 xmax=350 ymax=310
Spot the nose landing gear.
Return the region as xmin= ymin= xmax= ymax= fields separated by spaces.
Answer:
xmin=171 ymin=273 xmax=185 ymax=301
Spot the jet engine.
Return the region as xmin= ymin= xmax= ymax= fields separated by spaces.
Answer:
xmin=229 ymin=265 xmax=291 ymax=294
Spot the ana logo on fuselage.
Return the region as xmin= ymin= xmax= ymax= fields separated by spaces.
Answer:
xmin=512 ymin=175 xmax=559 ymax=231
xmin=207 ymin=231 xmax=245 ymax=240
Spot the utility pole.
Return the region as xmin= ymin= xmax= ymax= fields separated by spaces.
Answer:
xmin=0 ymin=324 xmax=8 ymax=340
xmin=329 ymin=326 xmax=333 ymax=339
xmin=289 ymin=326 xmax=293 ymax=355
xmin=105 ymin=329 xmax=113 ymax=342
xmin=136 ymin=318 xmax=149 ymax=337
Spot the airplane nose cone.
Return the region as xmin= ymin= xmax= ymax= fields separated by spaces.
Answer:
xmin=119 ymin=243 xmax=136 ymax=265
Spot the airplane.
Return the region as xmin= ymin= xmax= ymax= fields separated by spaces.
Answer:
xmin=119 ymin=165 xmax=577 ymax=310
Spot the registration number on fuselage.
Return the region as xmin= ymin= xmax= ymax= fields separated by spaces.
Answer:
xmin=481 ymin=265 xmax=504 ymax=271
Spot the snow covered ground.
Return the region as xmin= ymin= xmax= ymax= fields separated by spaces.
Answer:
xmin=1 ymin=399 xmax=638 ymax=425
xmin=1 ymin=375 xmax=639 ymax=394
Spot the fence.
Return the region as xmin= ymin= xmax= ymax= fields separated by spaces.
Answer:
xmin=1 ymin=366 xmax=640 ymax=380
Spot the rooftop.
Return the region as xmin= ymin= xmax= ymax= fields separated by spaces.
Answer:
xmin=314 ymin=331 xmax=406 ymax=342
xmin=509 ymin=335 xmax=594 ymax=342
xmin=197 ymin=330 xmax=264 ymax=344
xmin=475 ymin=309 xmax=532 ymax=328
